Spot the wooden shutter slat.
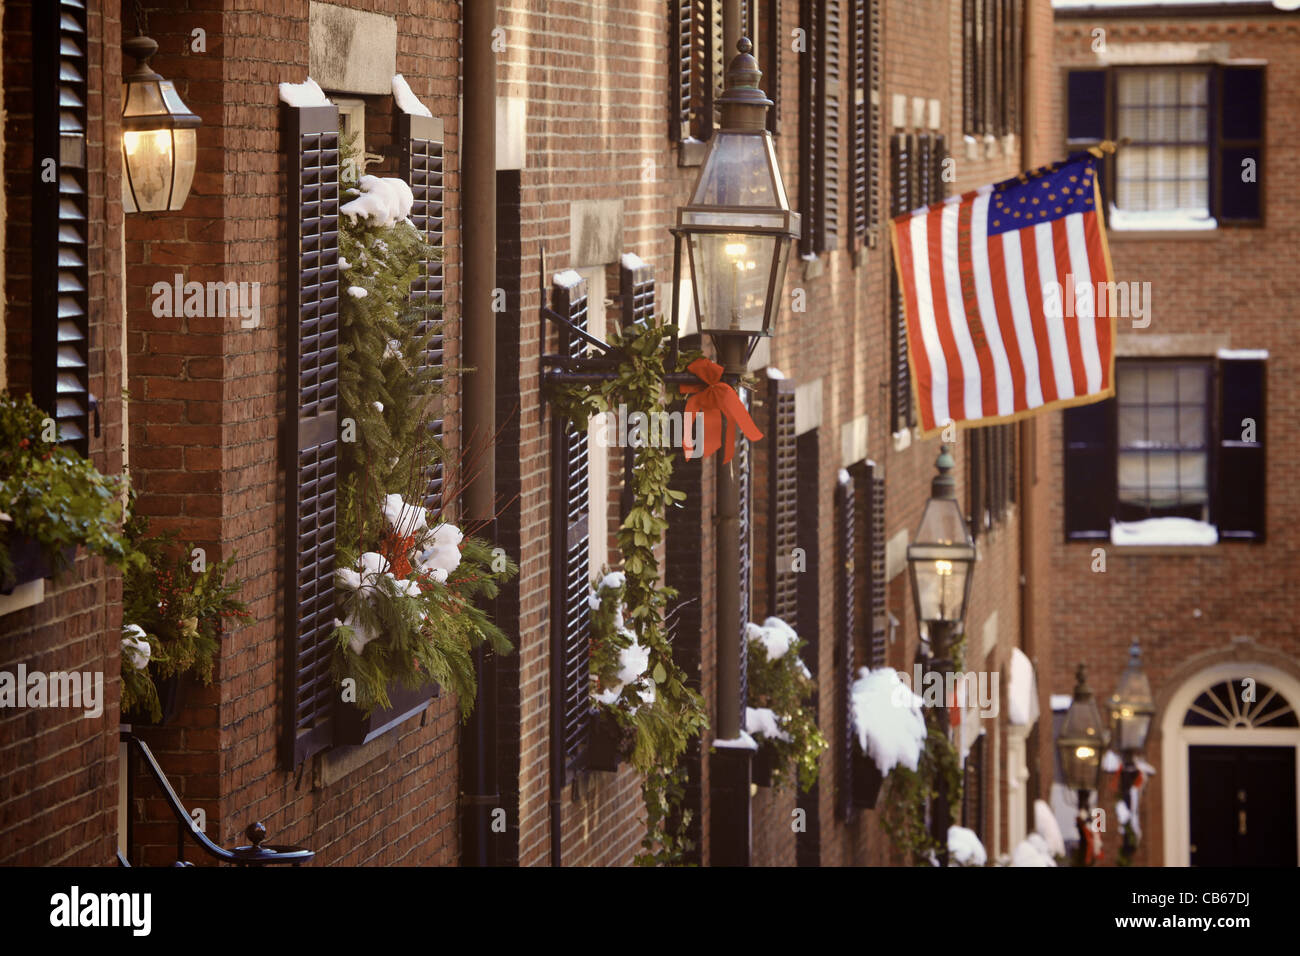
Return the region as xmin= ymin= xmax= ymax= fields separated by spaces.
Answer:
xmin=836 ymin=473 xmax=857 ymax=823
xmin=889 ymin=133 xmax=915 ymax=432
xmin=800 ymin=0 xmax=820 ymax=256
xmin=34 ymin=0 xmax=91 ymax=454
xmin=551 ymin=273 xmax=594 ymax=777
xmin=401 ymin=113 xmax=446 ymax=515
xmin=818 ymin=0 xmax=842 ymax=252
xmin=285 ymin=104 xmax=342 ymax=767
xmin=1214 ymin=357 xmax=1266 ymax=541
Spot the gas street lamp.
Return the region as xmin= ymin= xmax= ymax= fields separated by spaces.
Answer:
xmin=1058 ymin=664 xmax=1109 ymax=866
xmin=906 ymin=443 xmax=976 ymax=865
xmin=1109 ymin=640 xmax=1154 ymax=863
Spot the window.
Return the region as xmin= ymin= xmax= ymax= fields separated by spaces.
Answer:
xmin=1114 ymin=70 xmax=1209 ymax=214
xmin=1067 ymin=65 xmax=1265 ymax=227
xmin=962 ymin=0 xmax=1022 ymax=139
xmin=1117 ymin=361 xmax=1210 ymax=521
xmin=801 ymin=0 xmax=842 ymax=255
xmin=1063 ymin=354 xmax=1266 ymax=543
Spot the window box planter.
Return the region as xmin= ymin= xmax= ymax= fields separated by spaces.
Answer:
xmin=850 ymin=746 xmax=886 ymax=810
xmin=752 ymin=739 xmax=779 ymax=788
xmin=334 ymin=681 xmax=438 ymax=747
xmin=587 ymin=708 xmax=632 ymax=773
xmin=0 ymin=532 xmax=74 ymax=595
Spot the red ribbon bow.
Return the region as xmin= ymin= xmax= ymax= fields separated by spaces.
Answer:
xmin=679 ymin=357 xmax=764 ymax=463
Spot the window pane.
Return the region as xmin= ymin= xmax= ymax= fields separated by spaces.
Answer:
xmin=1179 ymin=452 xmax=1208 ymax=502
xmin=1148 ymin=405 xmax=1177 ymax=443
xmin=1178 ymin=365 xmax=1207 ymax=403
xmin=1117 ymin=364 xmax=1145 ymax=402
xmin=1117 ymin=72 xmax=1147 ymax=106
xmin=1147 ymin=366 xmax=1177 ymax=404
xmin=1179 ymin=71 xmax=1207 ymax=105
xmin=1119 ymin=405 xmax=1147 ymax=446
xmin=1178 ymin=404 xmax=1206 ymax=447
xmin=1118 ymin=453 xmax=1148 ymax=503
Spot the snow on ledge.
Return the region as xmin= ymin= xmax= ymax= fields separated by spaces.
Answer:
xmin=279 ymin=77 xmax=332 ymax=108
xmin=712 ymin=731 xmax=759 ymax=751
xmin=391 ymin=74 xmax=433 ymax=118
xmin=766 ymin=367 xmax=786 ymax=379
xmin=948 ymin=825 xmax=987 ymax=867
xmin=1111 ymin=517 xmax=1218 ymax=547
xmin=1107 ymin=205 xmax=1217 ymax=233
xmin=1007 ymin=647 xmax=1038 ymax=727
xmin=552 ymin=269 xmax=584 ymax=290
xmin=620 ymin=252 xmax=647 ymax=271
xmin=1049 ymin=694 xmax=1073 ymax=712
xmin=1217 ymin=348 xmax=1269 ymax=361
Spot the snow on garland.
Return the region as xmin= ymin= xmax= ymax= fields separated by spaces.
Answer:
xmin=850 ymin=666 xmax=928 ymax=776
xmin=947 ymin=825 xmax=988 ymax=867
xmin=743 ymin=616 xmax=826 ymax=792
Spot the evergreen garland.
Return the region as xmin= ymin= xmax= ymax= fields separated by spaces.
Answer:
xmin=744 ymin=618 xmax=828 ymax=793
xmin=552 ymin=319 xmax=709 ymax=866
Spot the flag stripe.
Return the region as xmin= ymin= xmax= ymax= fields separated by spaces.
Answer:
xmin=1082 ymin=208 xmax=1112 ymax=390
xmin=927 ymin=205 xmax=966 ymax=423
xmin=904 ymin=212 xmax=947 ymax=431
xmin=942 ymin=201 xmax=984 ymax=421
xmin=957 ymin=197 xmax=1001 ymax=418
xmin=1008 ymin=230 xmax=1056 ymax=405
xmin=984 ymin=223 xmax=1031 ymax=413
xmin=1031 ymin=222 xmax=1073 ymax=401
xmin=1065 ymin=213 xmax=1103 ymax=394
xmin=1050 ymin=217 xmax=1089 ymax=397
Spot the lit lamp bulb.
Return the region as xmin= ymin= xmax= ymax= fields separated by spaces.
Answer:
xmin=1075 ymin=746 xmax=1096 ymax=760
xmin=725 ymin=241 xmax=748 ymax=329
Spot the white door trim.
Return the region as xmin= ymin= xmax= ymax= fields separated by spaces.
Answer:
xmin=1160 ymin=661 xmax=1300 ymax=867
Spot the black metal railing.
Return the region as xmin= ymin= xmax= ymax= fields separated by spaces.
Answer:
xmin=119 ymin=728 xmax=314 ymax=866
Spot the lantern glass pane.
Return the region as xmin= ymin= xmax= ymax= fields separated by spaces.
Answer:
xmin=123 ymin=79 xmax=167 ymax=119
xmin=169 ymin=128 xmax=198 ymax=211
xmin=123 ymin=129 xmax=176 ymax=212
xmin=159 ymin=80 xmax=191 ymax=118
xmin=915 ymin=495 xmax=971 ymax=548
xmin=912 ymin=556 xmax=971 ymax=623
xmin=691 ymin=132 xmax=781 ymax=208
xmin=687 ymin=232 xmax=775 ymax=334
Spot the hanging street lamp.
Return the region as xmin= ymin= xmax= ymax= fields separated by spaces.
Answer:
xmin=1058 ymin=663 xmax=1109 ymax=866
xmin=1109 ymin=640 xmax=1154 ymax=864
xmin=121 ymin=33 xmax=201 ymax=213
xmin=675 ymin=36 xmax=798 ymax=868
xmin=906 ymin=443 xmax=977 ymax=865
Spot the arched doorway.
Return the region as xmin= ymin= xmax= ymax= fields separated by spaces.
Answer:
xmin=1161 ymin=662 xmax=1300 ymax=866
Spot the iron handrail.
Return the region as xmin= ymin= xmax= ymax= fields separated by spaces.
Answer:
xmin=120 ymin=729 xmax=314 ymax=866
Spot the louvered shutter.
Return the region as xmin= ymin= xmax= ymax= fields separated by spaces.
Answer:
xmin=762 ymin=0 xmax=782 ymax=136
xmin=835 ymin=473 xmax=856 ymax=822
xmin=889 ymin=133 xmax=915 ymax=433
xmin=1007 ymin=0 xmax=1021 ymax=134
xmin=709 ymin=0 xmax=726 ymax=134
xmin=1063 ymin=398 xmax=1116 ymax=541
xmin=865 ymin=465 xmax=886 ymax=668
xmin=767 ymin=379 xmax=799 ymax=625
xmin=963 ymin=733 xmax=986 ymax=839
xmin=736 ymin=399 xmax=753 ymax=731
xmin=1214 ymin=356 xmax=1265 ymax=541
xmin=850 ymin=0 xmax=867 ymax=245
xmin=672 ymin=0 xmax=695 ymax=141
xmin=800 ymin=0 xmax=821 ymax=256
xmin=934 ymin=134 xmax=948 ymax=200
xmin=284 ymin=104 xmax=342 ymax=766
xmin=619 ymin=256 xmax=655 ymax=521
xmin=551 ymin=274 xmax=593 ymax=777
xmin=33 ymin=0 xmax=91 ymax=455
xmin=917 ymin=134 xmax=933 ymax=208
xmin=962 ymin=0 xmax=975 ymax=135
xmin=401 ymin=114 xmax=446 ymax=514
xmin=818 ymin=0 xmax=843 ymax=252
xmin=794 ymin=430 xmax=822 ymax=866
xmin=1215 ymin=66 xmax=1264 ymax=226
xmin=1066 ymin=70 xmax=1107 ymax=146
xmin=866 ymin=0 xmax=884 ymax=246
xmin=969 ymin=430 xmax=985 ymax=538
xmin=990 ymin=0 xmax=1003 ymax=136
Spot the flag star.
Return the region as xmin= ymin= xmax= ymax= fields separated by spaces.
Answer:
xmin=1020 ymin=197 xmax=1026 ymax=203
xmin=1048 ymin=193 xmax=1056 ymax=200
xmin=993 ymin=220 xmax=1000 ymax=226
xmin=1042 ymin=182 xmax=1050 ymax=189
xmin=1056 ymin=207 xmax=1063 ymax=213
xmin=1069 ymin=176 xmax=1078 ymax=182
xmin=1032 ymin=198 xmax=1039 ymax=204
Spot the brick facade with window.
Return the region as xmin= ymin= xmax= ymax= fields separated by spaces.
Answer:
xmin=1046 ymin=4 xmax=1300 ymax=866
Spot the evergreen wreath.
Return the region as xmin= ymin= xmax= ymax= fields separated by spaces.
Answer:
xmin=551 ymin=318 xmax=709 ymax=866
xmin=331 ymin=137 xmax=516 ymax=716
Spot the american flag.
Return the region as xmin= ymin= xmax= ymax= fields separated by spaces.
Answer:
xmin=889 ymin=153 xmax=1116 ymax=435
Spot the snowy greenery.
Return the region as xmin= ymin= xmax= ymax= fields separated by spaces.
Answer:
xmin=332 ymin=136 xmax=515 ymax=716
xmin=744 ymin=617 xmax=827 ymax=792
xmin=554 ymin=319 xmax=708 ymax=866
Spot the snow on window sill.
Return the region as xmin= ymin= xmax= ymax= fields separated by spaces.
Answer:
xmin=712 ymin=731 xmax=758 ymax=751
xmin=1107 ymin=205 xmax=1217 ymax=234
xmin=1110 ymin=517 xmax=1218 ymax=548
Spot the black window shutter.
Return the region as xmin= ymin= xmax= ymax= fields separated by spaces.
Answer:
xmin=800 ymin=0 xmax=821 ymax=256
xmin=1007 ymin=0 xmax=1021 ymax=134
xmin=284 ymin=103 xmax=342 ymax=766
xmin=1214 ymin=356 xmax=1266 ymax=541
xmin=867 ymin=0 xmax=882 ymax=244
xmin=865 ymin=466 xmax=886 ymax=669
xmin=818 ymin=0 xmax=842 ymax=252
xmin=33 ymin=0 xmax=91 ymax=455
xmin=1063 ymin=398 xmax=1116 ymax=541
xmin=934 ymin=134 xmax=949 ymax=201
xmin=963 ymin=733 xmax=986 ymax=840
xmin=850 ymin=0 xmax=868 ymax=246
xmin=1215 ymin=65 xmax=1264 ymax=226
xmin=768 ymin=379 xmax=799 ymax=625
xmin=551 ymin=274 xmax=594 ymax=778
xmin=671 ymin=0 xmax=695 ymax=141
xmin=762 ymin=0 xmax=782 ymax=136
xmin=709 ymin=0 xmax=726 ymax=134
xmin=401 ymin=113 xmax=446 ymax=515
xmin=917 ymin=133 xmax=933 ymax=209
xmin=1066 ymin=70 xmax=1107 ymax=145
xmin=889 ymin=133 xmax=915 ymax=432
xmin=962 ymin=0 xmax=976 ymax=135
xmin=969 ymin=430 xmax=985 ymax=539
xmin=835 ymin=473 xmax=857 ymax=823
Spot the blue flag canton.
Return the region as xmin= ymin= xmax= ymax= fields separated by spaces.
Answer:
xmin=987 ymin=157 xmax=1097 ymax=236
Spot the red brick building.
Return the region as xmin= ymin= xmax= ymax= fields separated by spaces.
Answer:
xmin=1045 ymin=0 xmax=1300 ymax=866
xmin=1 ymin=0 xmax=1065 ymax=867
